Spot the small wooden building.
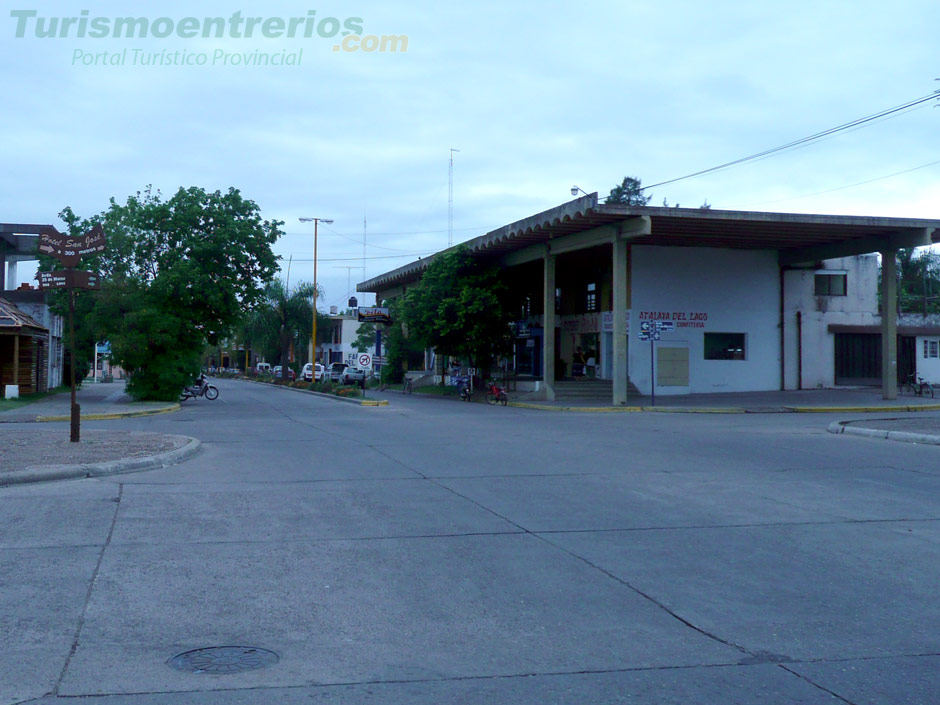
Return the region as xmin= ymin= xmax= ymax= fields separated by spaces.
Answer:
xmin=0 ymin=297 xmax=49 ymax=396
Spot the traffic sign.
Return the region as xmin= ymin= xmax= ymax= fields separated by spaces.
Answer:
xmin=358 ymin=353 xmax=373 ymax=369
xmin=37 ymin=269 xmax=100 ymax=290
xmin=37 ymin=224 xmax=106 ymax=268
xmin=659 ymin=321 xmax=675 ymax=331
xmin=640 ymin=321 xmax=651 ymax=332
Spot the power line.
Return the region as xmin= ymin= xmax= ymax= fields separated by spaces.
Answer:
xmin=279 ymin=252 xmax=434 ymax=262
xmin=642 ymin=91 xmax=940 ymax=191
xmin=747 ymin=157 xmax=940 ymax=207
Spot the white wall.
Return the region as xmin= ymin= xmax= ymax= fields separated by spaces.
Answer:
xmin=916 ymin=336 xmax=940 ymax=385
xmin=782 ymin=255 xmax=879 ymax=389
xmin=630 ymin=246 xmax=781 ymax=395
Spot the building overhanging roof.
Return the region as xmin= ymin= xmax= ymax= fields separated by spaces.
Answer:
xmin=0 ymin=297 xmax=48 ymax=334
xmin=357 ymin=194 xmax=940 ymax=293
xmin=0 ymin=223 xmax=55 ymax=262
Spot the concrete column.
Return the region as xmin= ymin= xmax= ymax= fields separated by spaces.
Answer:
xmin=612 ymin=237 xmax=629 ymax=404
xmin=542 ymin=247 xmax=556 ymax=401
xmin=6 ymin=259 xmax=17 ymax=290
xmin=881 ymin=249 xmax=898 ymax=400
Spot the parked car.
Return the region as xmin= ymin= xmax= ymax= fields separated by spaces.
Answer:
xmin=301 ymin=363 xmax=326 ymax=381
xmin=342 ymin=366 xmax=366 ymax=384
xmin=272 ymin=365 xmax=296 ymax=381
xmin=255 ymin=362 xmax=271 ymax=374
xmin=329 ymin=362 xmax=348 ymax=382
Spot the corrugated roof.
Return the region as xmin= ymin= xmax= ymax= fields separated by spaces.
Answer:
xmin=0 ymin=297 xmax=48 ymax=333
xmin=358 ymin=195 xmax=940 ymax=292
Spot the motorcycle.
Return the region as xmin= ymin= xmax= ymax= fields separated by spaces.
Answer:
xmin=454 ymin=374 xmax=473 ymax=402
xmin=181 ymin=377 xmax=219 ymax=401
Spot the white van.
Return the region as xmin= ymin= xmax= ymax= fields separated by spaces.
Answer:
xmin=255 ymin=362 xmax=272 ymax=374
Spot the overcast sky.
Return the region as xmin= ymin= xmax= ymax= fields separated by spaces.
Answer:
xmin=3 ymin=0 xmax=938 ymax=308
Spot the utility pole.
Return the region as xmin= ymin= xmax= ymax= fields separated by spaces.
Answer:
xmin=448 ymin=148 xmax=460 ymax=248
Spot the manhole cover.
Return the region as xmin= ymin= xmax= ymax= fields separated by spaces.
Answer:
xmin=167 ymin=646 xmax=279 ymax=674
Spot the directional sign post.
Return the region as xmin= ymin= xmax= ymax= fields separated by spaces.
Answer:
xmin=639 ymin=320 xmax=675 ymax=407
xmin=36 ymin=224 xmax=107 ymax=442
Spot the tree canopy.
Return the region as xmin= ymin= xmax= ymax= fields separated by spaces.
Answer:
xmin=606 ymin=176 xmax=651 ymax=206
xmin=401 ymin=246 xmax=514 ymax=372
xmin=41 ymin=186 xmax=282 ymax=400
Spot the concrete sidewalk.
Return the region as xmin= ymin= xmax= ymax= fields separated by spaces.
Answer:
xmin=0 ymin=380 xmax=178 ymax=423
xmin=510 ymin=387 xmax=940 ymax=413
xmin=829 ymin=413 xmax=940 ymax=446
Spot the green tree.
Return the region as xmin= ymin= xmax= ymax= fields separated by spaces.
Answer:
xmin=379 ymin=299 xmax=425 ymax=384
xmin=242 ymin=280 xmax=324 ymax=379
xmin=351 ymin=321 xmax=376 ymax=353
xmin=41 ymin=186 xmax=281 ymax=400
xmin=401 ymin=246 xmax=514 ymax=377
xmin=606 ymin=176 xmax=651 ymax=206
xmin=897 ymin=247 xmax=940 ymax=314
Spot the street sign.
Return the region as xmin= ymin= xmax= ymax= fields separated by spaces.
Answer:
xmin=37 ymin=224 xmax=106 ymax=268
xmin=358 ymin=353 xmax=373 ymax=369
xmin=640 ymin=321 xmax=651 ymax=332
xmin=37 ymin=271 xmax=69 ymax=289
xmin=357 ymin=307 xmax=391 ymax=324
xmin=37 ymin=269 xmax=100 ymax=290
xmin=659 ymin=321 xmax=675 ymax=331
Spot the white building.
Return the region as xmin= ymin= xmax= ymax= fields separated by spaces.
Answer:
xmin=317 ymin=313 xmax=377 ymax=368
xmin=358 ymin=197 xmax=940 ymax=403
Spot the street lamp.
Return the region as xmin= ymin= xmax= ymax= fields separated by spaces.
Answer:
xmin=298 ymin=216 xmax=333 ymax=364
xmin=571 ymin=185 xmax=590 ymax=197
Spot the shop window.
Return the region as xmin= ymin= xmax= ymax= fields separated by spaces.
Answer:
xmin=520 ymin=296 xmax=531 ymax=319
xmin=585 ymin=282 xmax=597 ymax=312
xmin=925 ymin=340 xmax=940 ymax=359
xmin=814 ymin=272 xmax=847 ymax=296
xmin=704 ymin=333 xmax=746 ymax=360
xmin=555 ymin=287 xmax=562 ymax=313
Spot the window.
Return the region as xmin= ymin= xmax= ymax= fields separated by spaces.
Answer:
xmin=704 ymin=333 xmax=746 ymax=360
xmin=585 ymin=282 xmax=597 ymax=312
xmin=555 ymin=287 xmax=561 ymax=313
xmin=815 ymin=272 xmax=847 ymax=296
xmin=925 ymin=340 xmax=940 ymax=359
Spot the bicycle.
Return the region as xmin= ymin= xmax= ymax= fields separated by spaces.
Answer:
xmin=902 ymin=373 xmax=935 ymax=398
xmin=484 ymin=380 xmax=508 ymax=406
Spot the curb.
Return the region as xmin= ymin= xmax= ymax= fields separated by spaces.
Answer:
xmin=37 ymin=403 xmax=181 ymax=423
xmin=238 ymin=378 xmax=389 ymax=406
xmin=790 ymin=404 xmax=940 ymax=414
xmin=508 ymin=401 xmax=940 ymax=414
xmin=0 ymin=435 xmax=201 ymax=487
xmin=827 ymin=421 xmax=940 ymax=446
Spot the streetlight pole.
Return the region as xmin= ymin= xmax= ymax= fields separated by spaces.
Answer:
xmin=299 ymin=216 xmax=333 ymax=365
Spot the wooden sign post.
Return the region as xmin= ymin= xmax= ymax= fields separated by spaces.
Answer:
xmin=36 ymin=224 xmax=106 ymax=442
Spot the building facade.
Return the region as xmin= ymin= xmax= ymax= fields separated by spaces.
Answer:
xmin=359 ymin=196 xmax=940 ymax=403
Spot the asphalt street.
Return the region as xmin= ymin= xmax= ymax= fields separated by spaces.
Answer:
xmin=4 ymin=378 xmax=940 ymax=704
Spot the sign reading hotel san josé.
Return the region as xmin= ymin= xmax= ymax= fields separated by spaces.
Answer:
xmin=35 ymin=222 xmax=108 ymax=444
xmin=37 ymin=223 xmax=106 ymax=269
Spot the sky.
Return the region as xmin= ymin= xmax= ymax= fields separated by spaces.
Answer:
xmin=2 ymin=0 xmax=939 ymax=309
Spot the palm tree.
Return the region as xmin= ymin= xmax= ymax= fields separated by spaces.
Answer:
xmin=242 ymin=280 xmax=318 ymax=380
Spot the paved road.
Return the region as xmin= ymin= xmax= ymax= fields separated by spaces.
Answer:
xmin=4 ymin=379 xmax=940 ymax=704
